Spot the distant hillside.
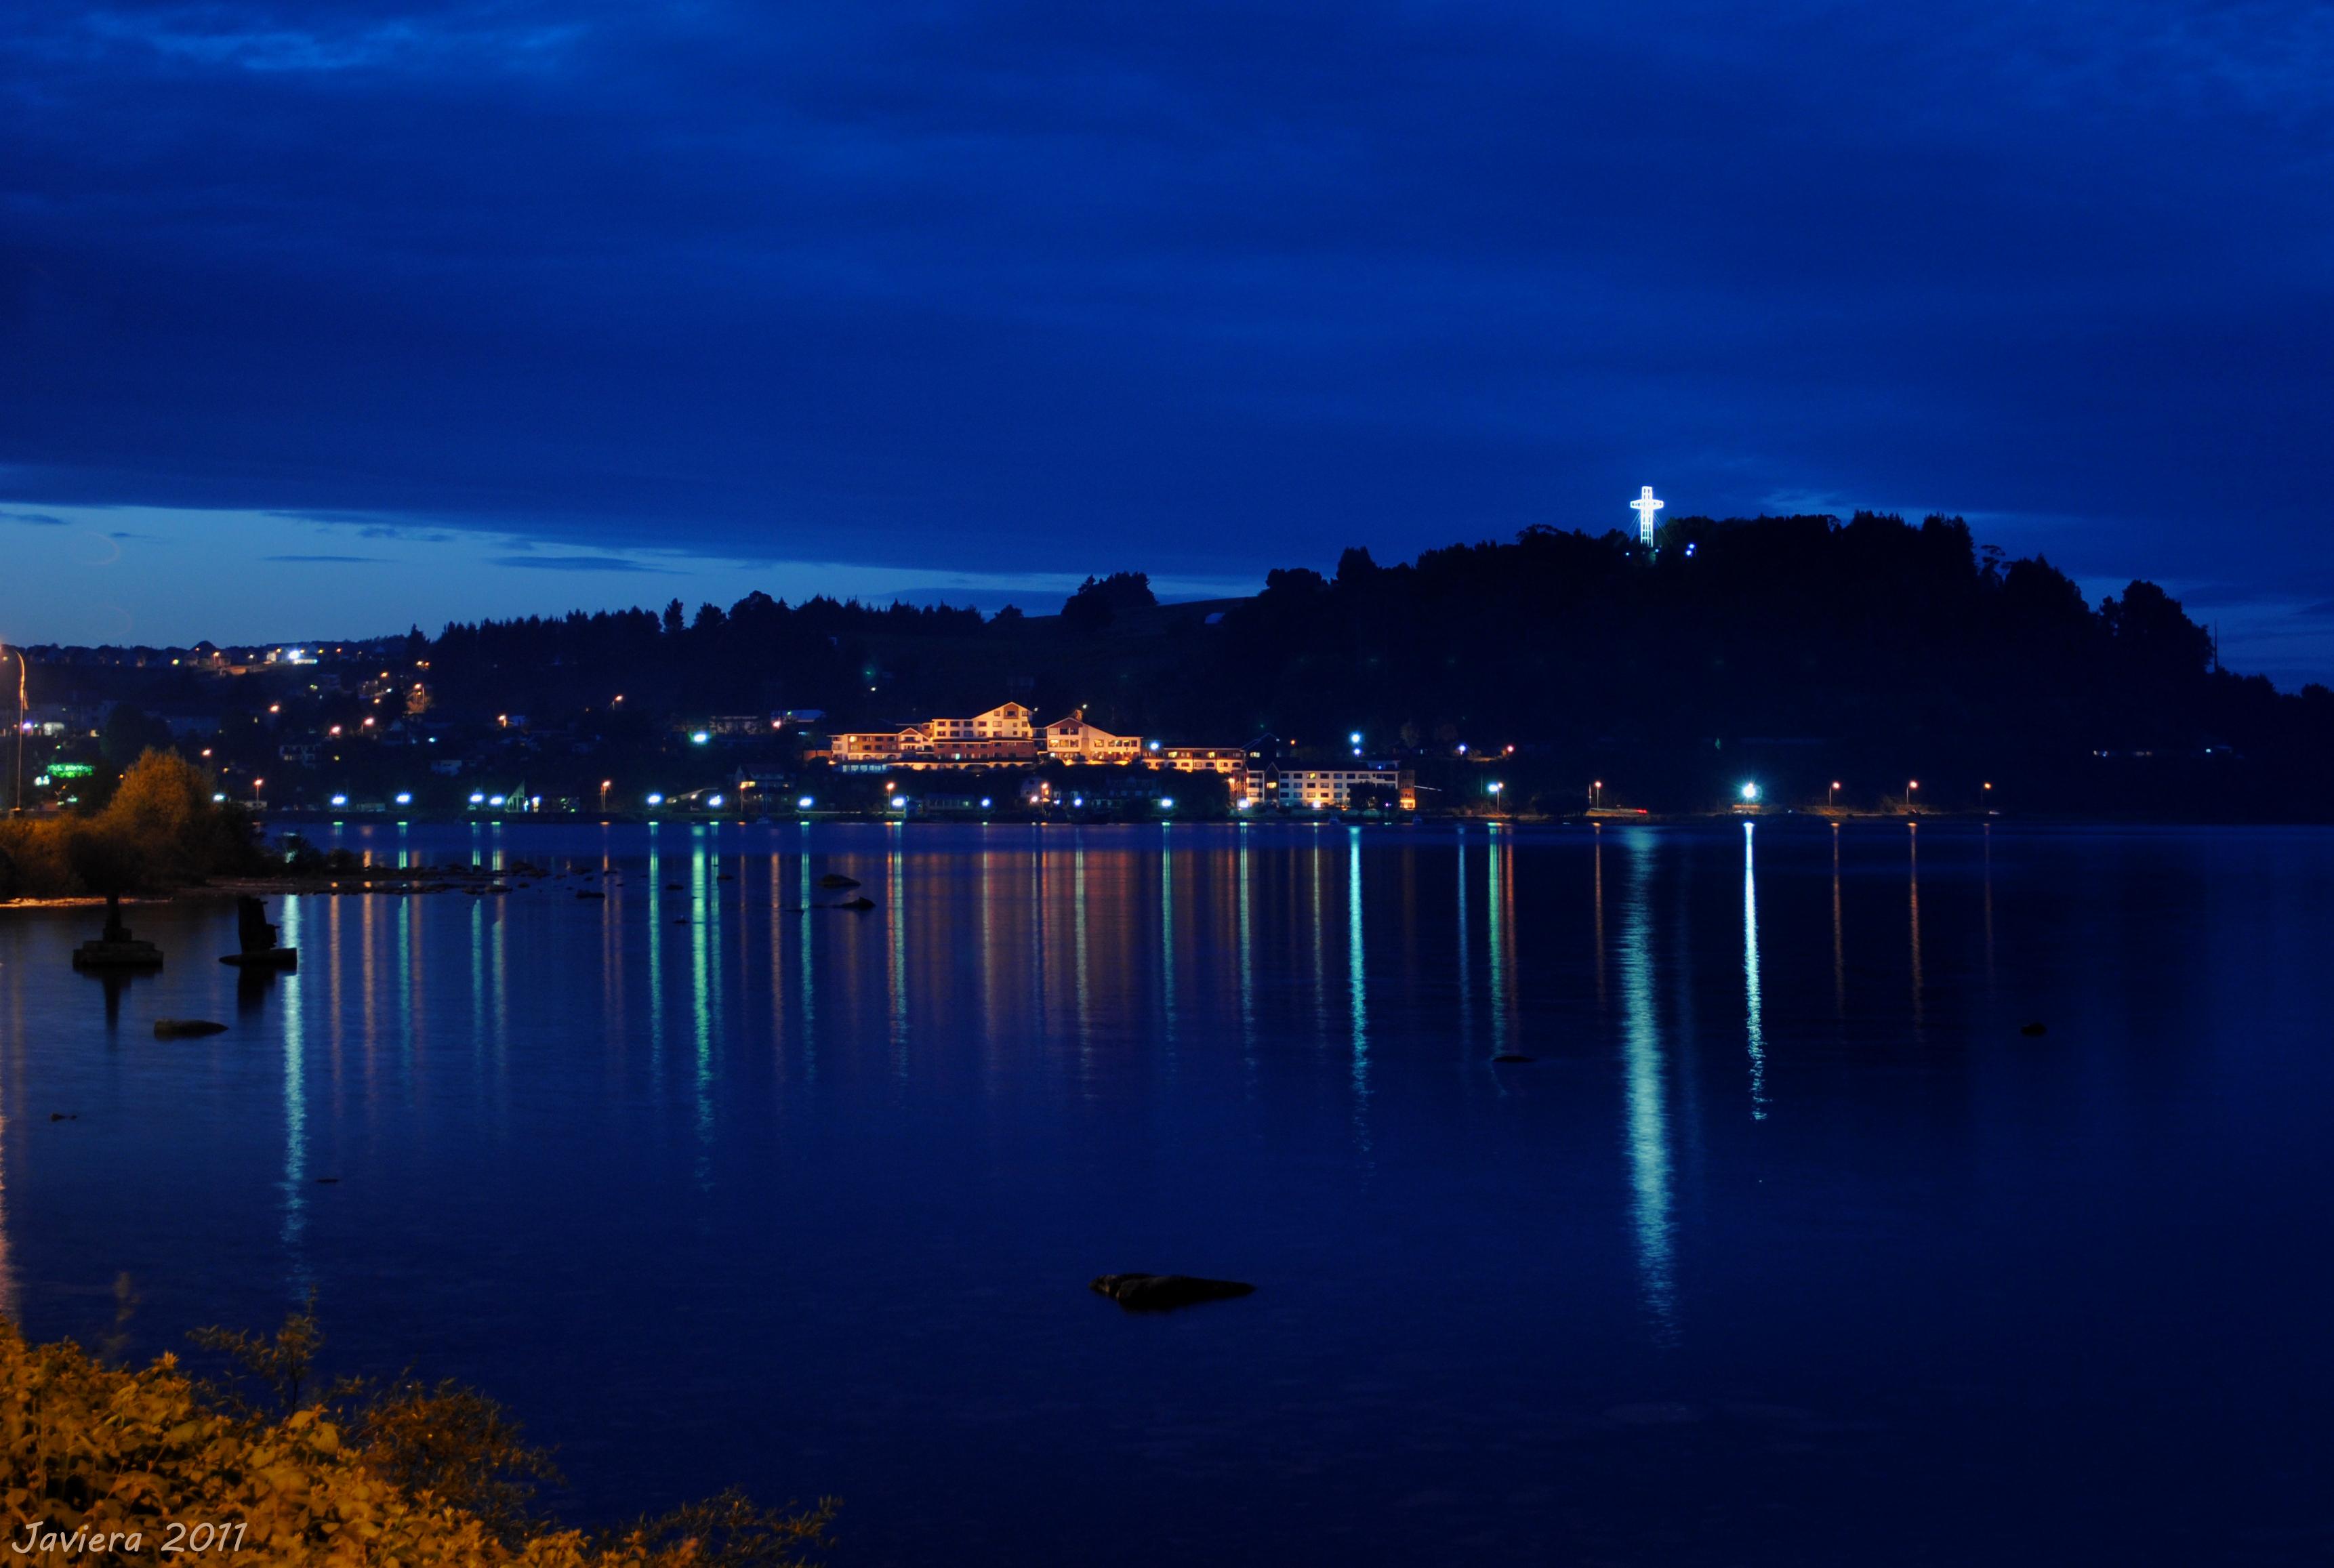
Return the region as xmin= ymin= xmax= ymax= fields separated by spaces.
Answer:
xmin=18 ymin=514 xmax=2334 ymax=817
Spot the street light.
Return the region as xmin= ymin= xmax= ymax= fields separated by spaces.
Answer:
xmin=2 ymin=640 xmax=24 ymax=815
xmin=599 ymin=779 xmax=612 ymax=812
xmin=1740 ymin=781 xmax=1759 ymax=804
xmin=1907 ymin=779 xmax=1920 ymax=814
xmin=1591 ymin=779 xmax=1603 ymax=810
xmin=796 ymin=795 xmax=815 ymax=811
xmin=1829 ymin=781 xmax=1841 ymax=810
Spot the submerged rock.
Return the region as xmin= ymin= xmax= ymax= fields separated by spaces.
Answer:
xmin=153 ymin=1019 xmax=228 ymax=1038
xmin=1090 ymin=1273 xmax=1256 ymax=1312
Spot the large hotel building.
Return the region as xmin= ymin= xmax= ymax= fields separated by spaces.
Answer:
xmin=816 ymin=703 xmax=1412 ymax=810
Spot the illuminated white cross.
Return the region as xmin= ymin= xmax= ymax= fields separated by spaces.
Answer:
xmin=1630 ymin=485 xmax=1664 ymax=548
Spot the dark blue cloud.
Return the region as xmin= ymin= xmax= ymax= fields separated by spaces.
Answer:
xmin=3 ymin=3 xmax=2331 ymax=674
xmin=487 ymin=554 xmax=669 ymax=573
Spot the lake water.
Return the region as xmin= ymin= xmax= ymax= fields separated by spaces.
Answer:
xmin=3 ymin=820 xmax=2332 ymax=1565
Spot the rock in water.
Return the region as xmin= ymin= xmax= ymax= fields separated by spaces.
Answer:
xmin=1090 ymin=1273 xmax=1256 ymax=1312
xmin=154 ymin=1019 xmax=228 ymax=1038
xmin=2020 ymin=1021 xmax=2049 ymax=1037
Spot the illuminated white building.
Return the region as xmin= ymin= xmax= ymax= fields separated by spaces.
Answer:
xmin=1273 ymin=764 xmax=1414 ymax=811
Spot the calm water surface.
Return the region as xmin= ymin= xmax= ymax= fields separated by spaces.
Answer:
xmin=3 ymin=821 xmax=2331 ymax=1565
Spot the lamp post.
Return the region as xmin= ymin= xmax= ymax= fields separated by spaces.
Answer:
xmin=1906 ymin=779 xmax=1919 ymax=815
xmin=1488 ymin=780 xmax=1504 ymax=819
xmin=599 ymin=779 xmax=612 ymax=815
xmin=1591 ymin=779 xmax=1603 ymax=810
xmin=251 ymin=777 xmax=266 ymax=811
xmin=1829 ymin=781 xmax=1841 ymax=812
xmin=3 ymin=640 xmax=24 ymax=814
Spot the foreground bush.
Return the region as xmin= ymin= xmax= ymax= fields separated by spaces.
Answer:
xmin=1 ymin=1316 xmax=834 ymax=1566
xmin=0 ymin=750 xmax=265 ymax=901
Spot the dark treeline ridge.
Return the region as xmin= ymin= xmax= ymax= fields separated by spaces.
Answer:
xmin=406 ymin=514 xmax=2334 ymax=815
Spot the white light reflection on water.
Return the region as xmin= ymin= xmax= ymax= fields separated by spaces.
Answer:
xmin=1743 ymin=822 xmax=1767 ymax=1121
xmin=1618 ymin=831 xmax=1677 ymax=1344
xmin=279 ymin=895 xmax=310 ymax=1296
xmin=1347 ymin=827 xmax=1369 ymax=1122
xmin=1160 ymin=829 xmax=1177 ymax=1062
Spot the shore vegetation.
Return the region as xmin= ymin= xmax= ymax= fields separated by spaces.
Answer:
xmin=0 ymin=750 xmax=262 ymax=903
xmin=3 ymin=1306 xmax=834 ymax=1566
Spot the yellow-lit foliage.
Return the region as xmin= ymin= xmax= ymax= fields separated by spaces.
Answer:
xmin=0 ymin=750 xmax=255 ymax=900
xmin=1 ymin=1321 xmax=819 ymax=1567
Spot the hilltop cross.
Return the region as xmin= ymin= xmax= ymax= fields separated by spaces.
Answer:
xmin=1630 ymin=485 xmax=1665 ymax=549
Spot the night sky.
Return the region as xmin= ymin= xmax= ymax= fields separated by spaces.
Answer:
xmin=3 ymin=4 xmax=2330 ymax=680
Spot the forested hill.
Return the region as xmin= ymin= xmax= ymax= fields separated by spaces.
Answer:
xmin=416 ymin=512 xmax=2333 ymax=814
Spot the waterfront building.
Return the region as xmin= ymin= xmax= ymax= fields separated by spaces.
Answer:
xmin=926 ymin=703 xmax=1034 ymax=744
xmin=1044 ymin=711 xmax=1145 ymax=763
xmin=1151 ymin=745 xmax=1252 ymax=802
xmin=825 ymin=703 xmax=1044 ymax=768
xmin=1272 ymin=762 xmax=1415 ymax=811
